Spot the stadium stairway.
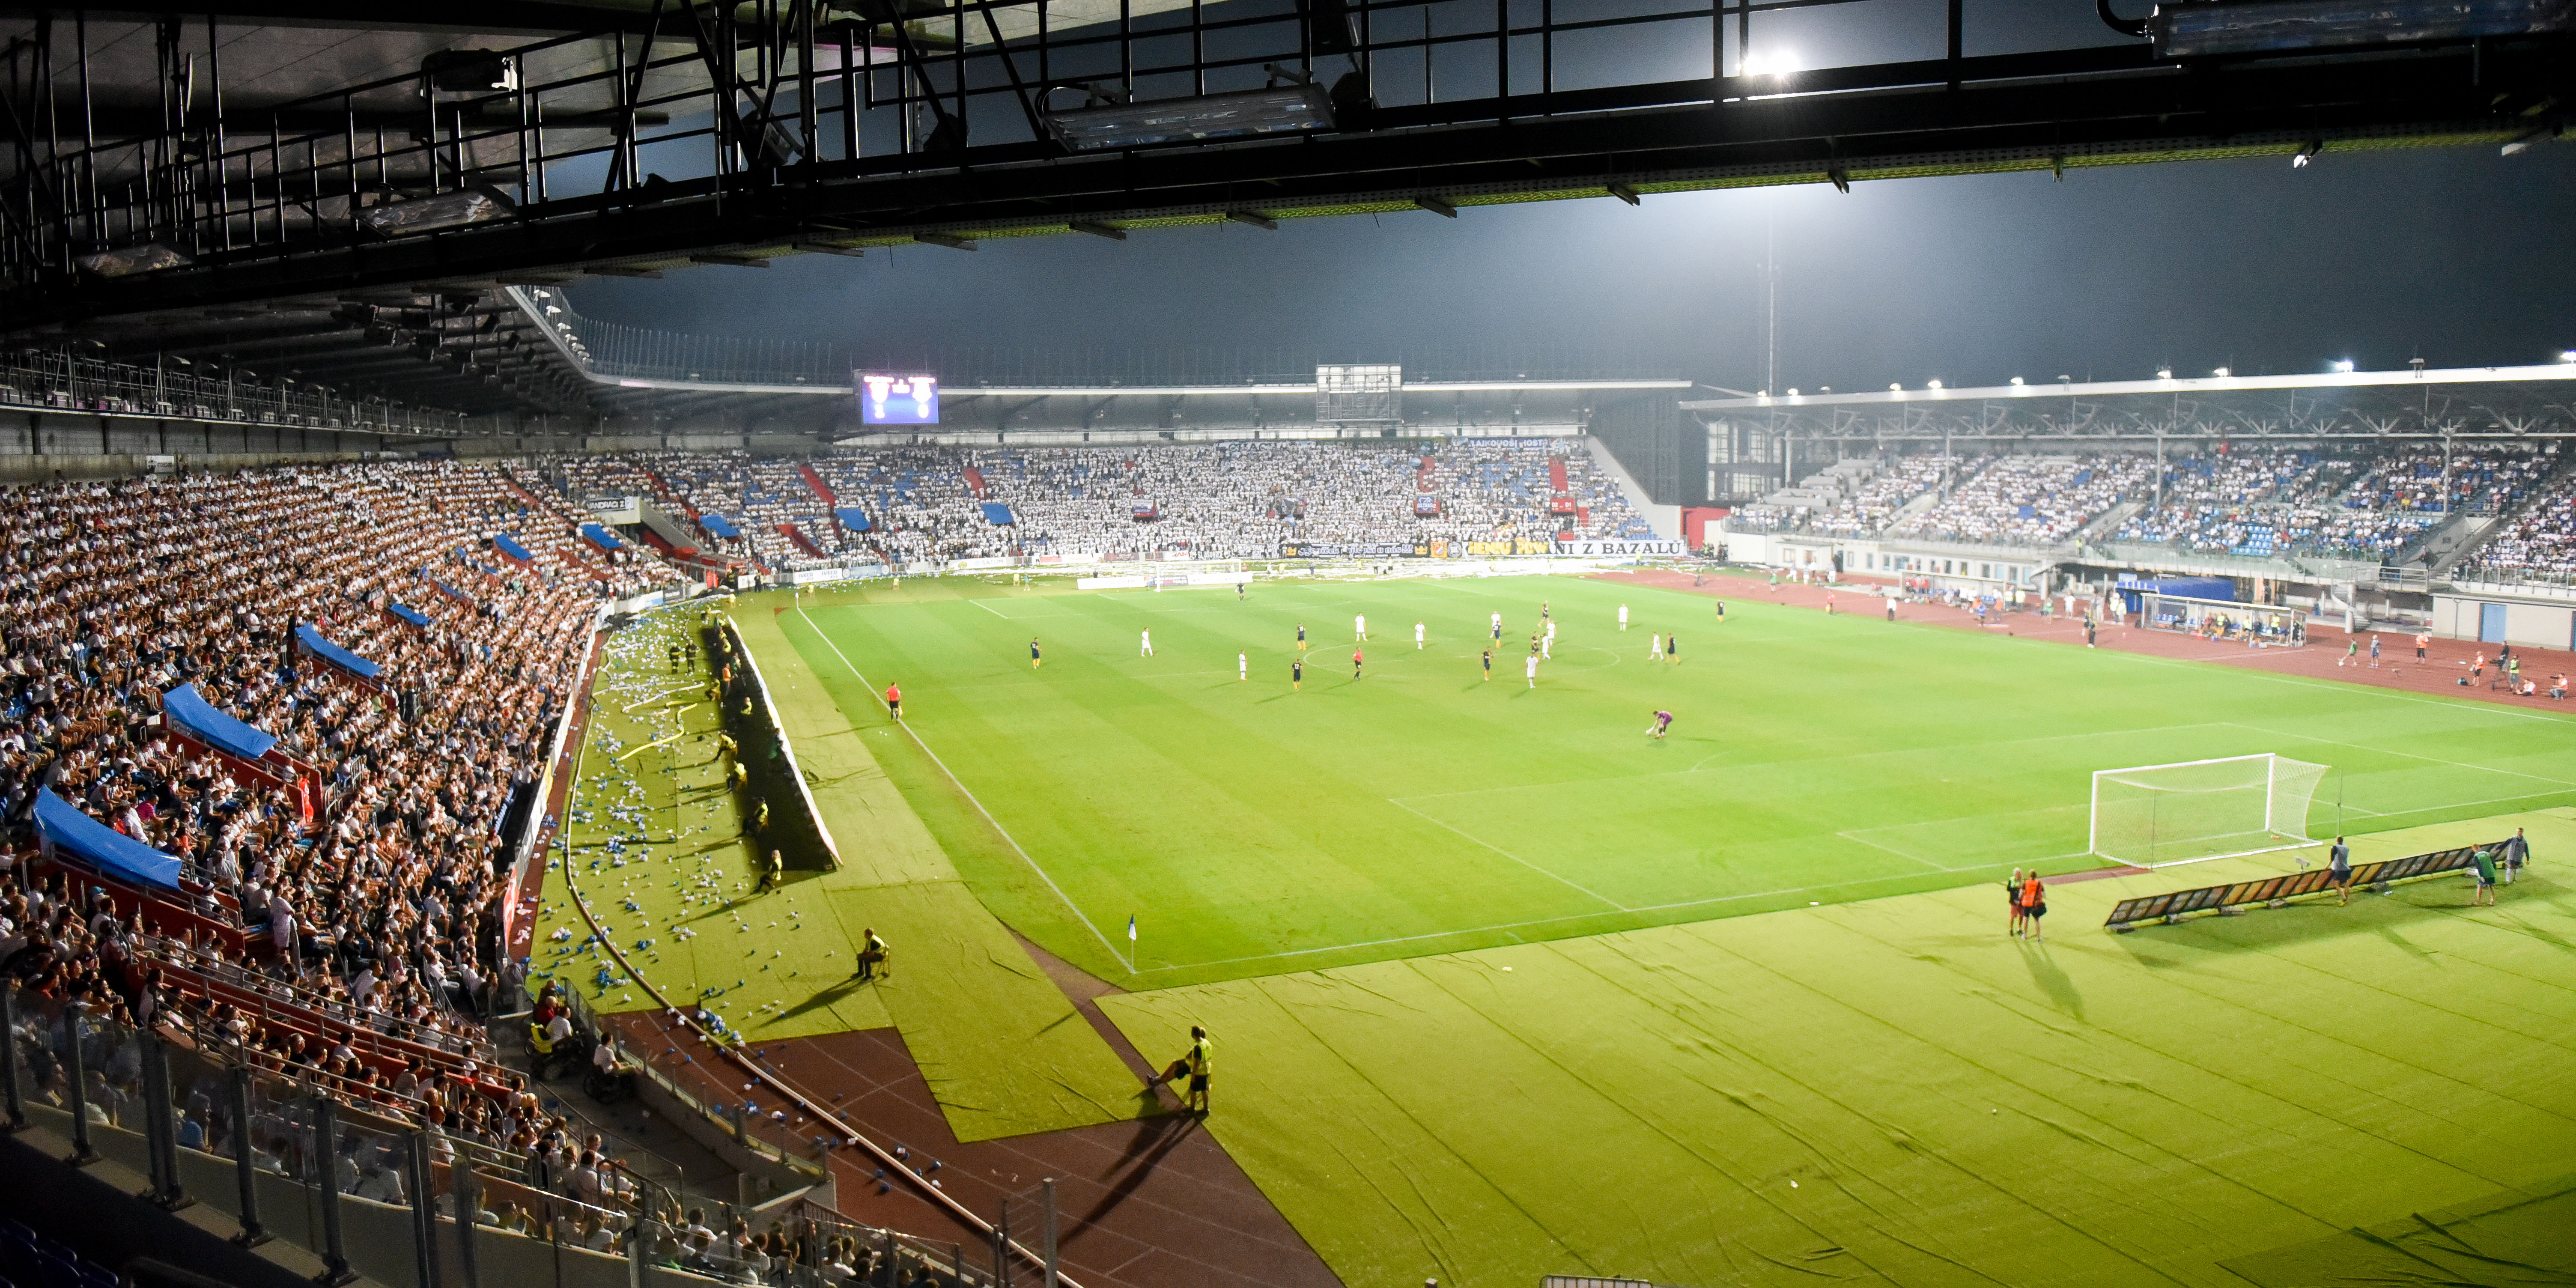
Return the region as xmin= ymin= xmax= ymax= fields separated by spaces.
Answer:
xmin=779 ymin=523 xmax=824 ymax=558
xmin=796 ymin=462 xmax=837 ymax=508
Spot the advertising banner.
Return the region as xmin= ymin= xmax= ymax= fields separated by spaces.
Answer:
xmin=1551 ymin=538 xmax=1685 ymax=557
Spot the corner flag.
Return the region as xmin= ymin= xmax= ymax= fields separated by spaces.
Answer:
xmin=1127 ymin=914 xmax=1137 ymax=942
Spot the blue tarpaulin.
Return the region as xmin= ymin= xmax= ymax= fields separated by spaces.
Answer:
xmin=435 ymin=580 xmax=472 ymax=603
xmin=494 ymin=534 xmax=533 ymax=561
xmin=388 ymin=603 xmax=430 ymax=627
xmin=35 ymin=788 xmax=181 ymax=891
xmin=161 ymin=682 xmax=276 ymax=760
xmin=980 ymin=502 xmax=1015 ymax=525
xmin=580 ymin=523 xmax=624 ymax=551
xmin=834 ymin=507 xmax=872 ymax=533
xmin=700 ymin=514 xmax=741 ymax=540
xmin=294 ymin=624 xmax=382 ymax=680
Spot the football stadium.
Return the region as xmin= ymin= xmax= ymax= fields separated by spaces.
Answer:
xmin=2 ymin=3 xmax=2574 ymax=1288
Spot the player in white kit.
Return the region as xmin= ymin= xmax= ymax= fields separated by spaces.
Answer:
xmin=1524 ymin=653 xmax=1539 ymax=687
xmin=1238 ymin=651 xmax=1247 ymax=680
xmin=1649 ymin=632 xmax=1661 ymax=661
xmin=1354 ymin=613 xmax=1367 ymax=641
xmin=1414 ymin=621 xmax=1426 ymax=649
xmin=1619 ymin=604 xmax=1630 ymax=631
xmin=1140 ymin=629 xmax=1153 ymax=657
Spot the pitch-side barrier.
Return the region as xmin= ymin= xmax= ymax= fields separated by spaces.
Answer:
xmin=2105 ymin=841 xmax=2497 ymax=930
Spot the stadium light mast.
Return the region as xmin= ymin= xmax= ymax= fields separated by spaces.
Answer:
xmin=1760 ymin=197 xmax=1780 ymax=397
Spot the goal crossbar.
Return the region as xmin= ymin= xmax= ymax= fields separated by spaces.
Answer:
xmin=2089 ymin=752 xmax=2329 ymax=868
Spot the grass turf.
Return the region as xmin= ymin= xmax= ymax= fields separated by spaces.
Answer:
xmin=772 ymin=573 xmax=2576 ymax=987
xmin=531 ymin=606 xmax=1137 ymax=1142
xmin=1100 ymin=808 xmax=2576 ymax=1288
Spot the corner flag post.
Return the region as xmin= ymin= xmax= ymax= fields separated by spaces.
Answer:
xmin=1127 ymin=914 xmax=1137 ymax=972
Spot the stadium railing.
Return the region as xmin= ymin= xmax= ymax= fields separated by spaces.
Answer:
xmin=2103 ymin=842 xmax=2496 ymax=930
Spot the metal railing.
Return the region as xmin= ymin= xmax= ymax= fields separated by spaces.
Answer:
xmin=0 ymin=347 xmax=473 ymax=435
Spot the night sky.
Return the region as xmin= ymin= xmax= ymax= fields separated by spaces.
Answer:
xmin=568 ymin=137 xmax=2576 ymax=394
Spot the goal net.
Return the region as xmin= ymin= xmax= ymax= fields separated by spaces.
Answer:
xmin=2090 ymin=753 xmax=2329 ymax=867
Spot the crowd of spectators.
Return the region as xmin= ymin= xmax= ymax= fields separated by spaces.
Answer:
xmin=556 ymin=440 xmax=1658 ymax=569
xmin=1891 ymin=453 xmax=2158 ymax=546
xmin=0 ymin=460 xmax=669 ymax=1129
xmin=2457 ymin=459 xmax=2576 ymax=584
xmin=2340 ymin=444 xmax=2555 ymax=514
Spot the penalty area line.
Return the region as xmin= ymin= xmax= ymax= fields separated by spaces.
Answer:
xmin=793 ymin=605 xmax=1135 ymax=974
xmin=1385 ymin=798 xmax=1631 ymax=911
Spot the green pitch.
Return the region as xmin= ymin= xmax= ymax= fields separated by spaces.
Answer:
xmin=774 ymin=574 xmax=2576 ymax=987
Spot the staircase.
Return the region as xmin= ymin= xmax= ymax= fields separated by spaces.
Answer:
xmin=797 ymin=462 xmax=838 ymax=507
xmin=780 ymin=523 xmax=824 ymax=558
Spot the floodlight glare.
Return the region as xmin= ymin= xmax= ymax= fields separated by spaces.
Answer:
xmin=1889 ymin=382 xmax=1902 ymax=391
xmin=1740 ymin=49 xmax=1801 ymax=75
xmin=2156 ymin=367 xmax=2173 ymax=379
xmin=1786 ymin=388 xmax=1800 ymax=397
xmin=2010 ymin=376 xmax=2026 ymax=386
xmin=2561 ymin=350 xmax=2576 ymax=363
xmin=2213 ymin=367 xmax=2232 ymax=377
xmin=2331 ymin=358 xmax=2355 ymax=372
xmin=1044 ymin=81 xmax=1335 ymax=151
xmin=1926 ymin=379 xmax=1944 ymax=390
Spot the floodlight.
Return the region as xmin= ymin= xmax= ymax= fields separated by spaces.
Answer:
xmin=2010 ymin=376 xmax=2025 ymax=386
xmin=76 ymin=243 xmax=193 ymax=277
xmin=1785 ymin=388 xmax=1799 ymax=397
xmin=2561 ymin=350 xmax=2576 ymax=363
xmin=1888 ymin=383 xmax=1902 ymax=391
xmin=1042 ymin=80 xmax=1334 ymax=151
xmin=2331 ymin=358 xmax=2355 ymax=372
xmin=2212 ymin=367 xmax=2231 ymax=377
xmin=361 ymin=185 xmax=516 ymax=237
xmin=2156 ymin=367 xmax=2173 ymax=379
xmin=1927 ymin=379 xmax=1944 ymax=390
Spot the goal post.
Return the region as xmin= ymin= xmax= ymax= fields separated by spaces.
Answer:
xmin=2089 ymin=753 xmax=2330 ymax=867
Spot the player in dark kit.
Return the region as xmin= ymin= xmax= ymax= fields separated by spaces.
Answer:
xmin=1297 ymin=623 xmax=1307 ymax=651
xmin=1353 ymin=649 xmax=1364 ymax=680
xmin=1030 ymin=637 xmax=1043 ymax=668
xmin=1645 ymin=710 xmax=1673 ymax=739
xmin=1482 ymin=648 xmax=1492 ymax=680
xmin=1291 ymin=658 xmax=1303 ymax=691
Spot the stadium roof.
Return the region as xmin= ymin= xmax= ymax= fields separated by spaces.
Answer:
xmin=1682 ymin=361 xmax=2576 ymax=439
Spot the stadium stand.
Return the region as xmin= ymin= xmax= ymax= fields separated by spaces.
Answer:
xmin=2456 ymin=456 xmax=2576 ymax=584
xmin=1891 ymin=452 xmax=2158 ymax=546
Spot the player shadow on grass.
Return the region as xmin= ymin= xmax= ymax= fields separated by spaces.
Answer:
xmin=2017 ymin=941 xmax=2084 ymax=1021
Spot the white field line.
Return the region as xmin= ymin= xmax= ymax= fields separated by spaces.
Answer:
xmin=794 ymin=605 xmax=1134 ymax=973
xmin=1384 ymin=798 xmax=1631 ymax=911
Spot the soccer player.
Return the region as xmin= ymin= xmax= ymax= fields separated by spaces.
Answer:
xmin=1540 ymin=632 xmax=1552 ymax=661
xmin=2084 ymin=617 xmax=2098 ymax=648
xmin=1291 ymin=657 xmax=1303 ymax=691
xmin=1886 ymin=593 xmax=1899 ymax=622
xmin=1524 ymin=653 xmax=1538 ymax=687
xmin=1541 ymin=600 xmax=1551 ymax=622
xmin=1297 ymin=623 xmax=1307 ymax=651
xmin=1619 ymin=604 xmax=1630 ymax=632
xmin=1491 ymin=611 xmax=1503 ymax=640
xmin=884 ymin=682 xmax=901 ymax=720
xmin=1354 ymin=613 xmax=1368 ymax=642
xmin=1715 ymin=600 xmax=1726 ymax=623
xmin=1030 ymin=637 xmax=1043 ymax=668
xmin=1238 ymin=651 xmax=1248 ymax=681
xmin=1482 ymin=648 xmax=1492 ymax=680
xmin=1237 ymin=581 xmax=1246 ymax=602
xmin=1544 ymin=620 xmax=1556 ymax=647
xmin=1414 ymin=621 xmax=1426 ymax=649
xmin=1644 ymin=709 xmax=1672 ymax=739
xmin=1141 ymin=628 xmax=1154 ymax=657
xmin=1665 ymin=634 xmax=1678 ymax=664
xmin=1353 ymin=648 xmax=1364 ymax=680
xmin=1649 ymin=632 xmax=1661 ymax=661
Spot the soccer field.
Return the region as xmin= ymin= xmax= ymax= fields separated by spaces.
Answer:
xmin=773 ymin=573 xmax=2576 ymax=987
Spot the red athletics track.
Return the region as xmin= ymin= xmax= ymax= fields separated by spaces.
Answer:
xmin=1595 ymin=569 xmax=2576 ymax=712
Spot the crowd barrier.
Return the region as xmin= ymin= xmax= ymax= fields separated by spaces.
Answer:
xmin=709 ymin=614 xmax=841 ymax=874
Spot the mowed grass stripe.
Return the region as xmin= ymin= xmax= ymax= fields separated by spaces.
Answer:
xmin=782 ymin=576 xmax=2576 ymax=987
